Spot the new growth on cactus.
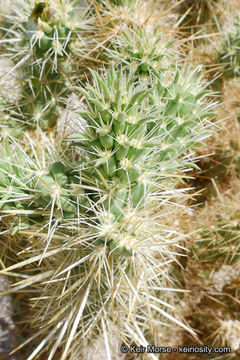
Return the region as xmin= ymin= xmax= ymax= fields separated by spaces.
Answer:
xmin=71 ymin=64 xmax=214 ymax=254
xmin=104 ymin=27 xmax=176 ymax=79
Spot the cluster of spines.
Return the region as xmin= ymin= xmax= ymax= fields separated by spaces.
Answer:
xmin=0 ymin=135 xmax=80 ymax=226
xmin=104 ymin=27 xmax=175 ymax=78
xmin=71 ymin=65 xmax=214 ymax=254
xmin=0 ymin=0 xmax=91 ymax=130
xmin=219 ymin=16 xmax=240 ymax=78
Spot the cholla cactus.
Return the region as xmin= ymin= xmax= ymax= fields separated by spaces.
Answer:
xmin=0 ymin=62 xmax=215 ymax=359
xmin=104 ymin=27 xmax=176 ymax=79
xmin=0 ymin=1 xmax=219 ymax=359
xmin=0 ymin=0 xmax=90 ymax=129
xmin=194 ymin=212 xmax=240 ymax=266
xmin=72 ymin=65 xmax=213 ymax=254
xmin=0 ymin=132 xmax=80 ymax=232
xmin=94 ymin=0 xmax=179 ymax=45
xmin=0 ymin=64 xmax=214 ymax=248
xmin=219 ymin=16 xmax=240 ymax=78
